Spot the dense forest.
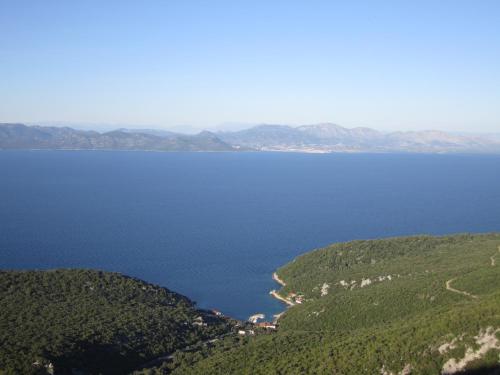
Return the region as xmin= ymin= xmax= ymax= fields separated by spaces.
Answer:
xmin=0 ymin=269 xmax=235 ymax=374
xmin=3 ymin=234 xmax=500 ymax=374
xmin=152 ymin=233 xmax=500 ymax=374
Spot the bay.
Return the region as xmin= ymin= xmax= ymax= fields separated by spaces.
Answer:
xmin=1 ymin=151 xmax=499 ymax=320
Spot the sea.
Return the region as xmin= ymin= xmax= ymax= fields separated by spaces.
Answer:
xmin=1 ymin=151 xmax=499 ymax=320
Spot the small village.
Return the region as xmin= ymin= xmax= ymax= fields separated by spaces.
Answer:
xmin=190 ymin=309 xmax=278 ymax=338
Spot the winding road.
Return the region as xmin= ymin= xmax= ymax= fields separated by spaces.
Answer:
xmin=490 ymin=246 xmax=500 ymax=267
xmin=444 ymin=245 xmax=500 ymax=299
xmin=445 ymin=278 xmax=478 ymax=299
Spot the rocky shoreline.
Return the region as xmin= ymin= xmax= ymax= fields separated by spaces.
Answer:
xmin=269 ymin=272 xmax=296 ymax=323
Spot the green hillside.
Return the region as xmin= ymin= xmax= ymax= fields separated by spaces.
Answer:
xmin=167 ymin=233 xmax=500 ymax=375
xmin=0 ymin=269 xmax=234 ymax=374
xmin=3 ymin=235 xmax=500 ymax=374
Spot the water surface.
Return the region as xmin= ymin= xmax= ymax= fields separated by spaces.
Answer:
xmin=1 ymin=151 xmax=499 ymax=320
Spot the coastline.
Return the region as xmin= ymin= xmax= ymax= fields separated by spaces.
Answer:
xmin=269 ymin=290 xmax=295 ymax=307
xmin=269 ymin=271 xmax=295 ymax=323
xmin=272 ymin=272 xmax=287 ymax=287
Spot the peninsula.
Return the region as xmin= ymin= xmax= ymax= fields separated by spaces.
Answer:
xmin=3 ymin=233 xmax=500 ymax=374
xmin=167 ymin=233 xmax=500 ymax=374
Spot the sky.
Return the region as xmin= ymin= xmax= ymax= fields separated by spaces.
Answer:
xmin=1 ymin=0 xmax=499 ymax=133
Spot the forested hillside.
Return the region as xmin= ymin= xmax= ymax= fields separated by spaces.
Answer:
xmin=165 ymin=233 xmax=500 ymax=374
xmin=0 ymin=269 xmax=234 ymax=374
xmin=3 ymin=235 xmax=500 ymax=374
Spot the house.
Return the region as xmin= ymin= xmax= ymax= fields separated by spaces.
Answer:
xmin=193 ymin=316 xmax=207 ymax=327
xmin=211 ymin=309 xmax=223 ymax=317
xmin=295 ymin=295 xmax=304 ymax=304
xmin=238 ymin=329 xmax=255 ymax=336
xmin=256 ymin=322 xmax=277 ymax=329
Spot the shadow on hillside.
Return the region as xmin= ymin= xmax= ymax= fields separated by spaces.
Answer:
xmin=48 ymin=341 xmax=143 ymax=375
xmin=459 ymin=365 xmax=500 ymax=375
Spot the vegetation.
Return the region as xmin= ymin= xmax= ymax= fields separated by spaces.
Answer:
xmin=0 ymin=269 xmax=234 ymax=374
xmin=4 ymin=234 xmax=500 ymax=374
xmin=162 ymin=233 xmax=500 ymax=374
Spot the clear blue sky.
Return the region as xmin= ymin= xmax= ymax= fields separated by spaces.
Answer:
xmin=1 ymin=0 xmax=499 ymax=132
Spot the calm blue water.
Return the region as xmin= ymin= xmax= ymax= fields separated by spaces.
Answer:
xmin=1 ymin=151 xmax=500 ymax=320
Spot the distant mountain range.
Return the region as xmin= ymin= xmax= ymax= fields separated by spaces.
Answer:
xmin=1 ymin=122 xmax=499 ymax=153
xmin=0 ymin=123 xmax=236 ymax=152
xmin=217 ymin=123 xmax=500 ymax=153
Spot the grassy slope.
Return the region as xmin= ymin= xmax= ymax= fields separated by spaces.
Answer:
xmin=170 ymin=233 xmax=500 ymax=374
xmin=0 ymin=269 xmax=232 ymax=375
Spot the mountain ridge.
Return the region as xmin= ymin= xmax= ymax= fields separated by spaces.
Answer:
xmin=217 ymin=122 xmax=500 ymax=153
xmin=1 ymin=122 xmax=500 ymax=153
xmin=0 ymin=123 xmax=236 ymax=152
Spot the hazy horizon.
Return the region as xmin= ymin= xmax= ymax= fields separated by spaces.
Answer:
xmin=2 ymin=120 xmax=496 ymax=137
xmin=1 ymin=1 xmax=499 ymax=133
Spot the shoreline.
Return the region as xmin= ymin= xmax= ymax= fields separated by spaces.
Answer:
xmin=269 ymin=290 xmax=295 ymax=307
xmin=269 ymin=271 xmax=295 ymax=323
xmin=272 ymin=272 xmax=287 ymax=287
